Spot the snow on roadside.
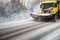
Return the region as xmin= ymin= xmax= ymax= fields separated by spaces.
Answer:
xmin=0 ymin=10 xmax=31 ymax=24
xmin=0 ymin=0 xmax=40 ymax=24
xmin=0 ymin=2 xmax=31 ymax=24
xmin=0 ymin=18 xmax=33 ymax=29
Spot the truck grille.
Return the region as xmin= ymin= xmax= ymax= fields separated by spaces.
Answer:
xmin=44 ymin=10 xmax=51 ymax=13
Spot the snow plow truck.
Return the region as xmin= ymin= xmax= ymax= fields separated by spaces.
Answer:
xmin=30 ymin=0 xmax=60 ymax=21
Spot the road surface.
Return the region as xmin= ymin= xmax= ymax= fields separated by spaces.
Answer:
xmin=0 ymin=19 xmax=60 ymax=40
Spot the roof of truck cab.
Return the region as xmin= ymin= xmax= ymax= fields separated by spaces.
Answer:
xmin=41 ymin=1 xmax=57 ymax=4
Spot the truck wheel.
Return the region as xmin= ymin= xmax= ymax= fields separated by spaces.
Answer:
xmin=53 ymin=14 xmax=58 ymax=22
xmin=34 ymin=18 xmax=38 ymax=21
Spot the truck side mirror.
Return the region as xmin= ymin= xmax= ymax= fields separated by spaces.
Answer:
xmin=55 ymin=4 xmax=57 ymax=7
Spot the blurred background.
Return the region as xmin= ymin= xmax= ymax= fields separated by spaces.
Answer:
xmin=0 ymin=0 xmax=49 ymax=23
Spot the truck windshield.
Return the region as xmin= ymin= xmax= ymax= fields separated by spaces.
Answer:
xmin=40 ymin=3 xmax=55 ymax=9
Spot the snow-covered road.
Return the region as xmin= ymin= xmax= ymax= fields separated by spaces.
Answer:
xmin=0 ymin=19 xmax=60 ymax=40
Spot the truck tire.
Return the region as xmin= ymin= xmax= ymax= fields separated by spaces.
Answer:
xmin=53 ymin=14 xmax=58 ymax=22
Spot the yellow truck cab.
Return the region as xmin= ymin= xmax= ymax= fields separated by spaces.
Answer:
xmin=30 ymin=0 xmax=60 ymax=21
xmin=40 ymin=1 xmax=58 ymax=14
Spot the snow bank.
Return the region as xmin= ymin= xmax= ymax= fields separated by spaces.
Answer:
xmin=0 ymin=0 xmax=41 ymax=24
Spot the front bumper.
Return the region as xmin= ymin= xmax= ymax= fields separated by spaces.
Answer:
xmin=30 ymin=13 xmax=53 ymax=19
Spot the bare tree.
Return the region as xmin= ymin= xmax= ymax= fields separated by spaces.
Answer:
xmin=11 ymin=0 xmax=20 ymax=5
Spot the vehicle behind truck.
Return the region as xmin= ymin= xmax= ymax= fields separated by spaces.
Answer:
xmin=30 ymin=0 xmax=60 ymax=21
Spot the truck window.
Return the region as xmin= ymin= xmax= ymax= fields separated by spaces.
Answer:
xmin=40 ymin=4 xmax=42 ymax=8
xmin=40 ymin=3 xmax=55 ymax=9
